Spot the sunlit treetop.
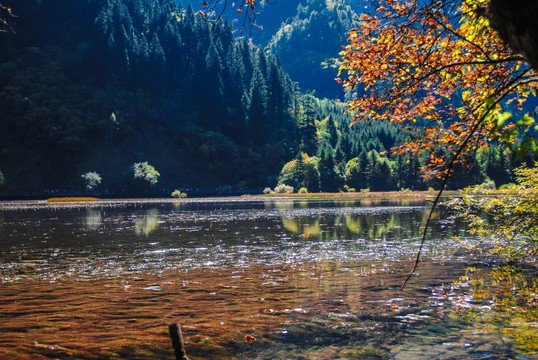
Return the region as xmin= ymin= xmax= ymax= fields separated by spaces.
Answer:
xmin=338 ymin=0 xmax=538 ymax=180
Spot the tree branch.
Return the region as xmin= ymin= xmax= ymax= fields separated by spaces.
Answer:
xmin=400 ymin=67 xmax=532 ymax=289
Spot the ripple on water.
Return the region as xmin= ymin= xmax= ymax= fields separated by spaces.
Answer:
xmin=0 ymin=200 xmax=465 ymax=282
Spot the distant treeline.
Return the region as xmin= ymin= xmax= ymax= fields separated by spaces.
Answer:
xmin=277 ymin=96 xmax=526 ymax=193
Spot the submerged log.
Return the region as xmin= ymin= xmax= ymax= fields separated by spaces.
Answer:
xmin=168 ymin=323 xmax=190 ymax=360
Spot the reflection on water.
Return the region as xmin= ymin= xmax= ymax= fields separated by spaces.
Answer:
xmin=0 ymin=197 xmax=533 ymax=359
xmin=134 ymin=208 xmax=159 ymax=236
xmin=0 ymin=201 xmax=459 ymax=281
xmin=82 ymin=208 xmax=102 ymax=230
xmin=279 ymin=208 xmax=431 ymax=241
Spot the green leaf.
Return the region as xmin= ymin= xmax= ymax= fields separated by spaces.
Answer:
xmin=497 ymin=111 xmax=512 ymax=127
xmin=517 ymin=114 xmax=535 ymax=127
xmin=500 ymin=129 xmax=519 ymax=141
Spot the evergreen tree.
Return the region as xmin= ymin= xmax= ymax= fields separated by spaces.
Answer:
xmin=301 ymin=92 xmax=317 ymax=155
xmin=247 ymin=67 xmax=269 ymax=147
xmin=318 ymin=143 xmax=343 ymax=192
xmin=326 ymin=115 xmax=338 ymax=148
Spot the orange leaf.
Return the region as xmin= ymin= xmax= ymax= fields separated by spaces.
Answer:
xmin=245 ymin=335 xmax=256 ymax=343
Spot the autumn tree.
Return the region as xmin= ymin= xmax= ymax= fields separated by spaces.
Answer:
xmin=336 ymin=0 xmax=538 ymax=286
xmin=338 ymin=0 xmax=538 ymax=184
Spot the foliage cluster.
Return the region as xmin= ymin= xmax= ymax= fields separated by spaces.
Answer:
xmin=338 ymin=0 xmax=538 ymax=181
xmin=133 ymin=162 xmax=160 ymax=186
xmin=449 ymin=163 xmax=538 ymax=261
xmin=171 ymin=189 xmax=187 ymax=198
xmin=81 ymin=171 xmax=102 ymax=190
xmin=271 ymin=184 xmax=294 ymax=194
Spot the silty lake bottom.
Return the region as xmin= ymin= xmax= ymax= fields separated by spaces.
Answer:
xmin=0 ymin=197 xmax=535 ymax=359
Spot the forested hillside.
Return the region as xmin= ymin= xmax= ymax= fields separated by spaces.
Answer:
xmin=277 ymin=97 xmax=518 ymax=193
xmin=268 ymin=0 xmax=358 ymax=99
xmin=0 ymin=0 xmax=299 ymax=194
xmin=199 ymin=0 xmax=358 ymax=99
xmin=0 ymin=0 xmax=527 ymax=196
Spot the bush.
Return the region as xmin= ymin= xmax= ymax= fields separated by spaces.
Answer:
xmin=428 ymin=187 xmax=435 ymax=192
xmin=180 ymin=192 xmax=187 ymax=198
xmin=360 ymin=188 xmax=370 ymax=193
xmin=448 ymin=162 xmax=537 ymax=260
xmin=347 ymin=187 xmax=356 ymax=192
xmin=133 ymin=162 xmax=160 ymax=185
xmin=498 ymin=183 xmax=515 ymax=190
xmin=263 ymin=187 xmax=273 ymax=194
xmin=81 ymin=171 xmax=101 ymax=190
xmin=481 ymin=177 xmax=496 ymax=190
xmin=0 ymin=170 xmax=4 ymax=188
xmin=171 ymin=189 xmax=182 ymax=198
xmin=274 ymin=184 xmax=294 ymax=194
xmin=298 ymin=187 xmax=308 ymax=194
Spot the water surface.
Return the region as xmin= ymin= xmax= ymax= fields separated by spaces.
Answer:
xmin=0 ymin=197 xmax=529 ymax=359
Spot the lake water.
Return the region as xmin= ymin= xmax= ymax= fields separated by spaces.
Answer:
xmin=0 ymin=197 xmax=534 ymax=359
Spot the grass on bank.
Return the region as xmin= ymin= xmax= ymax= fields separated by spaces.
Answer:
xmin=47 ymin=197 xmax=100 ymax=202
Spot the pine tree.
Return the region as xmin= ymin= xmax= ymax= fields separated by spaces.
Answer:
xmin=247 ymin=67 xmax=268 ymax=147
xmin=318 ymin=144 xmax=343 ymax=192
xmin=301 ymin=92 xmax=317 ymax=155
xmin=326 ymin=115 xmax=338 ymax=148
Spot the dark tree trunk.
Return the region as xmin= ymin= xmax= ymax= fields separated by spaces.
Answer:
xmin=488 ymin=0 xmax=538 ymax=71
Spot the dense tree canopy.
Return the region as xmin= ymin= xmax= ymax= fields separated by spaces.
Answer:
xmin=338 ymin=0 xmax=538 ymax=181
xmin=0 ymin=0 xmax=299 ymax=193
xmin=275 ymin=95 xmax=519 ymax=193
xmin=1 ymin=0 xmax=535 ymax=195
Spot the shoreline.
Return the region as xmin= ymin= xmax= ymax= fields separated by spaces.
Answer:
xmin=0 ymin=191 xmax=460 ymax=210
xmin=264 ymin=190 xmax=460 ymax=199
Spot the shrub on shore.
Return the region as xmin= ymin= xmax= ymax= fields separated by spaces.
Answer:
xmin=273 ymin=184 xmax=294 ymax=194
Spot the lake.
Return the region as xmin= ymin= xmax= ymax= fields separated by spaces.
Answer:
xmin=0 ymin=197 xmax=534 ymax=359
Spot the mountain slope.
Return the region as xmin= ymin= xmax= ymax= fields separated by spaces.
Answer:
xmin=267 ymin=0 xmax=358 ymax=99
xmin=0 ymin=0 xmax=299 ymax=194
